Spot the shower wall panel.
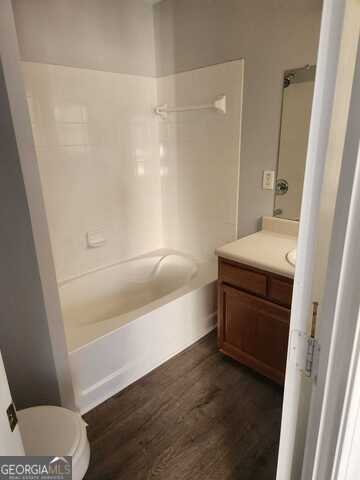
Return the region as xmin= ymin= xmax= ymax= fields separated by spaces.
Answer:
xmin=157 ymin=60 xmax=243 ymax=260
xmin=23 ymin=62 xmax=162 ymax=282
xmin=23 ymin=60 xmax=243 ymax=281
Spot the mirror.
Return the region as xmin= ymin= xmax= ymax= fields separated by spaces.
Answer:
xmin=274 ymin=65 xmax=316 ymax=220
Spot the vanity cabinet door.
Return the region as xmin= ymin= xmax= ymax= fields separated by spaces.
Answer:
xmin=218 ymin=284 xmax=290 ymax=384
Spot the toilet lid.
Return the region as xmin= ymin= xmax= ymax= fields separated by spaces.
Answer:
xmin=18 ymin=406 xmax=83 ymax=457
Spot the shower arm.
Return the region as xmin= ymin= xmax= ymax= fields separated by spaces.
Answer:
xmin=154 ymin=94 xmax=226 ymax=119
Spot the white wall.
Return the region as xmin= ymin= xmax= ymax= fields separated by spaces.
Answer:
xmin=154 ymin=0 xmax=322 ymax=237
xmin=12 ymin=0 xmax=156 ymax=77
xmin=158 ymin=61 xmax=243 ymax=259
xmin=23 ymin=62 xmax=162 ymax=282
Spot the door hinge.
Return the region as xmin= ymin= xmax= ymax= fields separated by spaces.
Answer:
xmin=291 ymin=330 xmax=320 ymax=381
xmin=304 ymin=336 xmax=318 ymax=378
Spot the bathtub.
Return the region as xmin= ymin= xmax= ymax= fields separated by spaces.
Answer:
xmin=60 ymin=249 xmax=217 ymax=413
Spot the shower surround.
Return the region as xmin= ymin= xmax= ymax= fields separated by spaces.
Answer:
xmin=23 ymin=59 xmax=244 ymax=411
xmin=24 ymin=62 xmax=162 ymax=282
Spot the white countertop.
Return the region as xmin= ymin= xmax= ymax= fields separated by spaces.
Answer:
xmin=215 ymin=229 xmax=297 ymax=278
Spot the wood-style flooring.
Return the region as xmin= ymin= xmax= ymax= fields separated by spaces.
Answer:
xmin=84 ymin=330 xmax=283 ymax=480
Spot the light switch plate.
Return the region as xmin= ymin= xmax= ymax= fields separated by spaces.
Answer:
xmin=263 ymin=170 xmax=275 ymax=190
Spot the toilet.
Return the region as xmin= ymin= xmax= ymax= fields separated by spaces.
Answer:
xmin=17 ymin=406 xmax=90 ymax=480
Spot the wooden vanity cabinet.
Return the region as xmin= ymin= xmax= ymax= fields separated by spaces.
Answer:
xmin=218 ymin=257 xmax=293 ymax=385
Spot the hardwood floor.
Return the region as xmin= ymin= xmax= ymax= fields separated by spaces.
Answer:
xmin=84 ymin=330 xmax=283 ymax=480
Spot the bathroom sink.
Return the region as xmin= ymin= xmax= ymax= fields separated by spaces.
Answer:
xmin=286 ymin=248 xmax=297 ymax=267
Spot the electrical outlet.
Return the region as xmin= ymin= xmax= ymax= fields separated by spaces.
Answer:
xmin=263 ymin=170 xmax=275 ymax=190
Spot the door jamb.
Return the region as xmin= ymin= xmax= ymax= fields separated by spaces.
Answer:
xmin=0 ymin=1 xmax=75 ymax=409
xmin=302 ymin=41 xmax=360 ymax=480
xmin=276 ymin=0 xmax=347 ymax=478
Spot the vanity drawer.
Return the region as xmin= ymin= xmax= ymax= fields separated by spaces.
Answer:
xmin=219 ymin=259 xmax=267 ymax=297
xmin=268 ymin=276 xmax=293 ymax=307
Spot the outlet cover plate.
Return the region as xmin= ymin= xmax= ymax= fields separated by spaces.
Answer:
xmin=263 ymin=170 xmax=275 ymax=190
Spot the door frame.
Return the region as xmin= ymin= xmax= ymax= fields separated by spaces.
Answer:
xmin=0 ymin=1 xmax=75 ymax=409
xmin=277 ymin=0 xmax=350 ymax=478
xmin=332 ymin=310 xmax=360 ymax=480
xmin=302 ymin=39 xmax=360 ymax=480
xmin=0 ymin=351 xmax=24 ymax=455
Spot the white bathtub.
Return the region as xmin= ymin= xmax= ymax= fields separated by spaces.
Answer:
xmin=60 ymin=249 xmax=217 ymax=413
